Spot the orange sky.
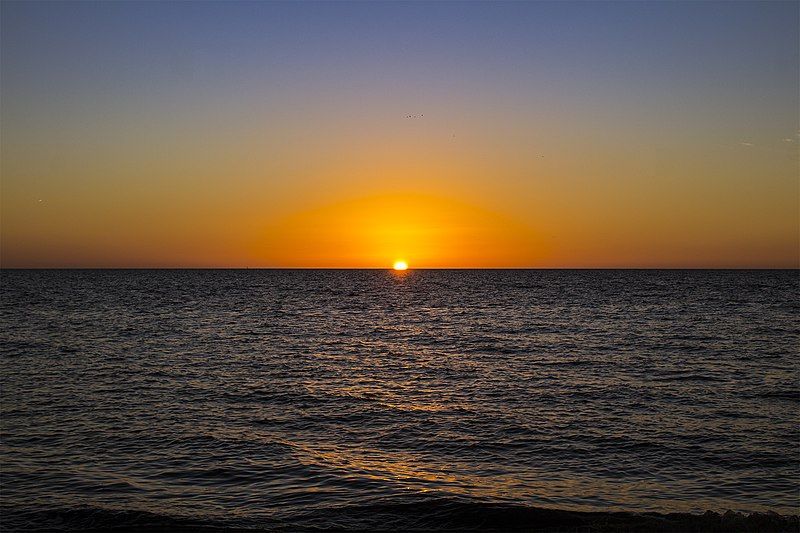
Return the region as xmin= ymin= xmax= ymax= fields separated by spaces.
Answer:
xmin=1 ymin=2 xmax=798 ymax=268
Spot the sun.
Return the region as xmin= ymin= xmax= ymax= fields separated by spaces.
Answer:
xmin=393 ymin=260 xmax=408 ymax=271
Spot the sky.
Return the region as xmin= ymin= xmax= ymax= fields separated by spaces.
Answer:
xmin=1 ymin=1 xmax=798 ymax=268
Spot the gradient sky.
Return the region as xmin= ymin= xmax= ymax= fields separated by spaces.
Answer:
xmin=2 ymin=1 xmax=798 ymax=268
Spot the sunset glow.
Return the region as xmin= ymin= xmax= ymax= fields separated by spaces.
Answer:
xmin=393 ymin=261 xmax=408 ymax=271
xmin=0 ymin=2 xmax=797 ymax=268
xmin=258 ymin=193 xmax=541 ymax=268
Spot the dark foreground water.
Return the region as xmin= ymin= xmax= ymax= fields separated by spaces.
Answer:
xmin=1 ymin=270 xmax=798 ymax=531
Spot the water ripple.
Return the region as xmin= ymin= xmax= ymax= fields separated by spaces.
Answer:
xmin=1 ymin=269 xmax=798 ymax=529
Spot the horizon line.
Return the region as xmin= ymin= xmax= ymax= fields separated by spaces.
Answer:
xmin=1 ymin=267 xmax=798 ymax=271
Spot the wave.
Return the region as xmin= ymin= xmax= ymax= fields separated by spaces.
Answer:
xmin=0 ymin=507 xmax=229 ymax=532
xmin=3 ymin=499 xmax=798 ymax=532
xmin=754 ymin=389 xmax=800 ymax=402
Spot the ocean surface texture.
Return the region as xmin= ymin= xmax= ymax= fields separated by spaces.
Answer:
xmin=1 ymin=270 xmax=798 ymax=530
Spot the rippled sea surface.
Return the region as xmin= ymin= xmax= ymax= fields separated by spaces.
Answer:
xmin=1 ymin=269 xmax=798 ymax=530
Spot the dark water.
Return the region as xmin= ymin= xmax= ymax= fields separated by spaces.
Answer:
xmin=1 ymin=269 xmax=798 ymax=530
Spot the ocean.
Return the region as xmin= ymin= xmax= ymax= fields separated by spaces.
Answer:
xmin=1 ymin=269 xmax=798 ymax=531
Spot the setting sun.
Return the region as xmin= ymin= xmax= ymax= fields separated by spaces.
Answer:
xmin=393 ymin=260 xmax=408 ymax=271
